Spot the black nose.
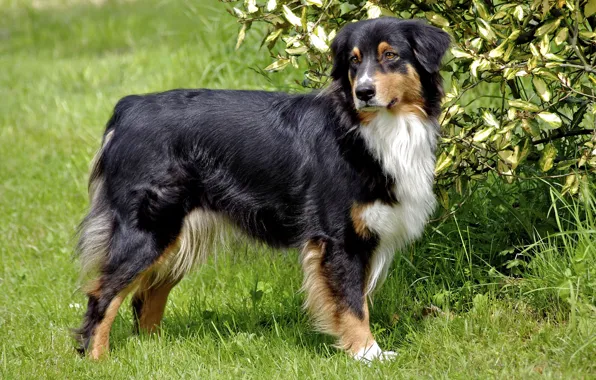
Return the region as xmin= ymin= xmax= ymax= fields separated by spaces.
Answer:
xmin=355 ymin=85 xmax=375 ymax=102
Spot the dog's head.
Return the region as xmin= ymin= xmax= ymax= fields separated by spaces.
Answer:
xmin=330 ymin=18 xmax=450 ymax=119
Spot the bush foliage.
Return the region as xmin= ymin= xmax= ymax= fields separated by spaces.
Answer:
xmin=227 ymin=0 xmax=596 ymax=210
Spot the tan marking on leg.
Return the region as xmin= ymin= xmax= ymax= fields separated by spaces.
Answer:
xmin=336 ymin=302 xmax=375 ymax=356
xmin=131 ymin=239 xmax=183 ymax=334
xmin=301 ymin=240 xmax=376 ymax=356
xmin=89 ymin=292 xmax=127 ymax=360
xmin=86 ymin=237 xmax=183 ymax=360
xmin=351 ymin=203 xmax=372 ymax=239
xmin=134 ymin=274 xmax=178 ymax=334
xmin=146 ymin=238 xmax=180 ymax=283
xmin=82 ymin=277 xmax=102 ymax=298
xmin=138 ymin=283 xmax=176 ymax=333
xmin=301 ymin=240 xmax=336 ymax=333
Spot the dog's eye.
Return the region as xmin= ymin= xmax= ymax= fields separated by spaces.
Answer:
xmin=383 ymin=51 xmax=398 ymax=60
xmin=349 ymin=56 xmax=360 ymax=64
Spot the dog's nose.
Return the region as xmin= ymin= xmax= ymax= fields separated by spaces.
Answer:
xmin=355 ymin=85 xmax=375 ymax=102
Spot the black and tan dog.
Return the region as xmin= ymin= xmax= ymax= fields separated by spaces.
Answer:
xmin=74 ymin=17 xmax=449 ymax=361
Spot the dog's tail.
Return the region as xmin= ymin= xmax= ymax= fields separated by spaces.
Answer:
xmin=76 ymin=96 xmax=143 ymax=282
xmin=75 ymin=103 xmax=124 ymax=283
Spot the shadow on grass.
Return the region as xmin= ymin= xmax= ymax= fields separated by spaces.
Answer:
xmin=104 ymin=300 xmax=336 ymax=358
xmin=99 ymin=287 xmax=441 ymax=360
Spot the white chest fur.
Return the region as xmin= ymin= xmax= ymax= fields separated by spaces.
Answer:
xmin=358 ymin=111 xmax=438 ymax=294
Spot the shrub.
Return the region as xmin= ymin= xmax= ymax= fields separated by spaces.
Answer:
xmin=227 ymin=0 xmax=596 ymax=210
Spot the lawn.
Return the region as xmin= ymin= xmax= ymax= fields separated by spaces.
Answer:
xmin=0 ymin=0 xmax=594 ymax=378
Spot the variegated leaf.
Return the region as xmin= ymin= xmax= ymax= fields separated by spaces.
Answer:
xmin=245 ymin=0 xmax=258 ymax=14
xmin=426 ymin=12 xmax=450 ymax=27
xmin=264 ymin=58 xmax=290 ymax=71
xmin=535 ymin=18 xmax=560 ymax=36
xmin=532 ymin=77 xmax=551 ymax=102
xmin=555 ymin=27 xmax=568 ymax=45
xmin=282 ymin=5 xmax=301 ymax=27
xmin=473 ymin=127 xmax=495 ymax=142
xmin=513 ymin=5 xmax=524 ymax=21
xmin=509 ymin=99 xmax=540 ymax=112
xmin=304 ymin=0 xmax=323 ymax=7
xmin=539 ymin=143 xmax=558 ymax=172
xmin=537 ymin=112 xmax=562 ymax=129
xmin=309 ymin=33 xmax=329 ymax=52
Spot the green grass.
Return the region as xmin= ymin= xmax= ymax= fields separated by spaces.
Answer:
xmin=1 ymin=0 xmax=595 ymax=378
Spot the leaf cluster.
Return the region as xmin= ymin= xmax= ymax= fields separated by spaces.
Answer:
xmin=227 ymin=0 xmax=596 ymax=209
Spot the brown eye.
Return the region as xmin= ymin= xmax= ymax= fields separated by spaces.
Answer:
xmin=349 ymin=56 xmax=360 ymax=64
xmin=384 ymin=51 xmax=398 ymax=60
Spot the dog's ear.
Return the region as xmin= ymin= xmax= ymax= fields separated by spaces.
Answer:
xmin=330 ymin=23 xmax=356 ymax=81
xmin=407 ymin=21 xmax=450 ymax=73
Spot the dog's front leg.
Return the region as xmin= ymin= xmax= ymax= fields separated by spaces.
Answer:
xmin=300 ymin=239 xmax=396 ymax=362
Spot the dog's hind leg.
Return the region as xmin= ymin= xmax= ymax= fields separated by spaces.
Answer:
xmin=131 ymin=270 xmax=180 ymax=335
xmin=301 ymin=239 xmax=395 ymax=362
xmin=129 ymin=209 xmax=225 ymax=334
xmin=75 ymin=222 xmax=169 ymax=360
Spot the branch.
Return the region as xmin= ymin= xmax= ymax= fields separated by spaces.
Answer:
xmin=566 ymin=4 xmax=592 ymax=71
xmin=532 ymin=129 xmax=594 ymax=145
xmin=507 ymin=79 xmax=521 ymax=99
xmin=561 ymin=83 xmax=596 ymax=100
xmin=557 ymin=63 xmax=596 ymax=75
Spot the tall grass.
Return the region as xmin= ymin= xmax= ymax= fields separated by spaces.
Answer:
xmin=374 ymin=177 xmax=596 ymax=352
xmin=515 ymin=180 xmax=596 ymax=321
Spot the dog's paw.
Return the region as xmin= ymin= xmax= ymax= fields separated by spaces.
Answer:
xmin=353 ymin=342 xmax=397 ymax=363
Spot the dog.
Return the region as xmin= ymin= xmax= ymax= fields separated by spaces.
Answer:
xmin=74 ymin=17 xmax=449 ymax=361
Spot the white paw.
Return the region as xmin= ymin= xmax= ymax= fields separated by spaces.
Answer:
xmin=353 ymin=341 xmax=397 ymax=363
